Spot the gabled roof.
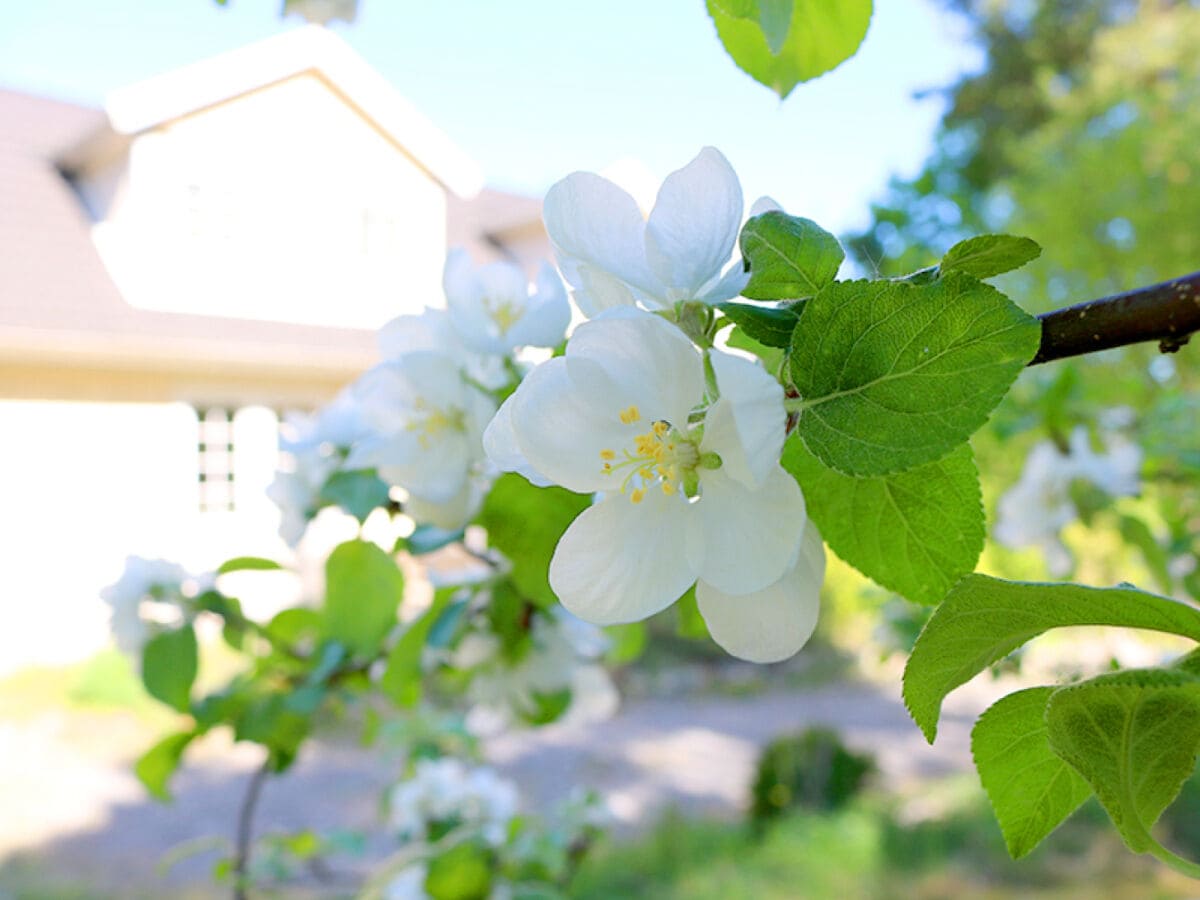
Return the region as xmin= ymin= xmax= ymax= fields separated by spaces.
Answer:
xmin=102 ymin=25 xmax=483 ymax=198
xmin=0 ymin=88 xmax=377 ymax=402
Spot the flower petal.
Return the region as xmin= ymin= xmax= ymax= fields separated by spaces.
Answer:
xmin=690 ymin=465 xmax=806 ymax=594
xmin=543 ymin=171 xmax=659 ymax=296
xmin=696 ymin=261 xmax=751 ymax=305
xmin=696 ymin=524 xmax=825 ymax=663
xmin=566 ymin=308 xmax=704 ymax=431
xmin=701 ymin=350 xmax=786 ymax=488
xmin=505 ymin=262 xmax=571 ymax=349
xmin=549 ymin=491 xmax=696 ymax=624
xmin=508 ymin=357 xmax=626 ymax=494
xmin=644 ymin=147 xmax=743 ymax=299
xmin=378 ymin=309 xmax=463 ymax=362
xmin=482 ymin=393 xmax=555 ymax=487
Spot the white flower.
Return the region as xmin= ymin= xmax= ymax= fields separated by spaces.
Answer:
xmin=100 ymin=556 xmax=189 ymax=656
xmin=443 ymin=249 xmax=570 ymax=355
xmin=543 ymin=147 xmax=751 ymax=317
xmin=454 ymin=607 xmax=619 ymax=735
xmin=484 ymin=307 xmax=822 ymax=663
xmin=994 ymin=423 xmax=1143 ymax=575
xmin=347 ymin=353 xmax=497 ymax=504
xmin=266 ymin=450 xmax=338 ymax=547
xmin=378 ymin=307 xmax=507 ymax=390
xmin=280 ymin=388 xmax=370 ymax=455
xmin=1067 ymin=425 xmax=1142 ymax=497
xmin=389 ymin=758 xmax=518 ymax=848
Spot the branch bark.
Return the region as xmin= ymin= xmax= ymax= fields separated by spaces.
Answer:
xmin=233 ymin=759 xmax=271 ymax=900
xmin=1030 ymin=270 xmax=1200 ymax=365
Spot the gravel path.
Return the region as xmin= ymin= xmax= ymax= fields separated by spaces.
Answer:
xmin=0 ymin=677 xmax=998 ymax=896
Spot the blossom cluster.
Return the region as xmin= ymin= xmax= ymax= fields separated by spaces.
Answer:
xmin=100 ymin=555 xmax=211 ymax=657
xmin=259 ymin=146 xmax=826 ymax=664
xmin=994 ymin=419 xmax=1143 ymax=574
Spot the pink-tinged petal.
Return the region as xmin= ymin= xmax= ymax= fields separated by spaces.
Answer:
xmin=566 ymin=308 xmax=704 ymax=430
xmin=701 ymin=351 xmax=786 ymax=488
xmin=506 ymin=263 xmax=571 ymax=349
xmin=644 ymin=147 xmax=743 ymax=299
xmin=690 ymin=466 xmax=805 ymax=594
xmin=696 ymin=524 xmax=825 ymax=663
xmin=549 ymin=491 xmax=696 ymax=624
xmin=482 ymin=393 xmax=555 ymax=487
xmin=508 ymin=357 xmax=626 ymax=494
xmin=543 ymin=171 xmax=658 ymax=295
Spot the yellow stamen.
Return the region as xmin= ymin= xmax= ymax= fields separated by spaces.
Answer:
xmin=619 ymin=405 xmax=641 ymax=425
xmin=630 ymin=488 xmax=646 ymax=504
xmin=600 ymin=449 xmax=616 ymax=461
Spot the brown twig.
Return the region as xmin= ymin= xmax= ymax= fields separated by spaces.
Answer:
xmin=1030 ymin=270 xmax=1200 ymax=365
xmin=233 ymin=758 xmax=271 ymax=900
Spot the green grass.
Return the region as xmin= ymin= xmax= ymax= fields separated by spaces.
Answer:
xmin=570 ymin=793 xmax=1199 ymax=899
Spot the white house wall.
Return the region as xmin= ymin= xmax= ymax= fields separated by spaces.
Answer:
xmin=90 ymin=72 xmax=447 ymax=330
xmin=0 ymin=400 xmax=309 ymax=676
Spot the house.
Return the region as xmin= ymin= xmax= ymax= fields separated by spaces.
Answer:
xmin=0 ymin=26 xmax=550 ymax=675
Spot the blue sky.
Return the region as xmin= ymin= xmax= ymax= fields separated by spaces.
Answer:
xmin=0 ymin=0 xmax=980 ymax=236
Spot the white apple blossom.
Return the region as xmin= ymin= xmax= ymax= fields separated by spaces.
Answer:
xmin=451 ymin=607 xmax=619 ymax=735
xmin=347 ymin=353 xmax=497 ymax=505
xmin=995 ymin=423 xmax=1143 ymax=575
xmin=378 ymin=305 xmax=507 ymax=391
xmin=100 ymin=556 xmax=190 ymax=656
xmin=443 ymin=249 xmax=570 ymax=355
xmin=389 ymin=757 xmax=519 ymax=847
xmin=266 ymin=450 xmax=339 ymax=547
xmin=542 ymin=147 xmax=752 ymax=317
xmin=483 ymin=307 xmax=822 ymax=663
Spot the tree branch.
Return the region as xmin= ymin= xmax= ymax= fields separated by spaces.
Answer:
xmin=1030 ymin=270 xmax=1200 ymax=365
xmin=233 ymin=759 xmax=271 ymax=900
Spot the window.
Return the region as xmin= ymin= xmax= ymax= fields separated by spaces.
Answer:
xmin=198 ymin=407 xmax=235 ymax=512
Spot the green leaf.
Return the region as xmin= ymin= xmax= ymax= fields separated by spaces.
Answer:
xmin=707 ymin=0 xmax=873 ymax=99
xmin=605 ymin=622 xmax=648 ymax=665
xmin=524 ymin=688 xmax=573 ymax=726
xmin=135 ymin=730 xmax=198 ymax=801
xmin=424 ymin=839 xmax=494 ymax=900
xmin=903 ymin=575 xmax=1200 ymax=742
xmin=940 ymin=234 xmax=1042 ymax=280
xmin=141 ymin=625 xmax=199 ymax=713
xmin=716 ymin=301 xmax=799 ymax=348
xmin=404 ymin=524 xmax=466 ymax=556
xmin=478 ymin=474 xmax=591 ymax=607
xmin=216 ymin=556 xmax=283 ymax=575
xmin=1045 ymin=669 xmax=1200 ymax=854
xmin=322 ymin=540 xmax=403 ymax=658
xmin=318 ymin=469 xmax=390 ymax=524
xmin=266 ymin=607 xmax=322 ymax=648
xmin=380 ymin=589 xmax=454 ymax=708
xmin=791 ymin=275 xmax=1040 ymax=476
xmin=971 ymin=687 xmax=1092 ymax=858
xmin=1117 ymin=514 xmax=1173 ymax=593
xmin=234 ymin=693 xmax=310 ymax=766
xmin=782 ymin=436 xmax=983 ymax=605
xmin=675 ymin=586 xmax=709 ymax=639
xmin=739 ymin=212 xmax=844 ymax=300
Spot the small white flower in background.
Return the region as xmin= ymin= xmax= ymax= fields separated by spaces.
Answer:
xmin=347 ymin=353 xmax=497 ymax=505
xmin=280 ymin=388 xmax=371 ymax=456
xmin=1066 ymin=425 xmax=1142 ymax=498
xmin=378 ymin=306 xmax=507 ymax=391
xmin=543 ymin=147 xmax=753 ymax=317
xmin=995 ymin=421 xmax=1143 ymax=575
xmin=389 ymin=757 xmax=519 ymax=848
xmin=267 ymin=450 xmax=339 ymax=548
xmin=994 ymin=441 xmax=1079 ymax=576
xmin=484 ymin=307 xmax=823 ymax=663
xmin=100 ymin=556 xmax=190 ymax=656
xmin=443 ymin=249 xmax=570 ymax=355
xmin=452 ymin=607 xmax=619 ymax=735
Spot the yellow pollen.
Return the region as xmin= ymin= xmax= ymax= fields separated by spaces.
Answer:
xmin=661 ymin=481 xmax=676 ymax=496
xmin=618 ymin=405 xmax=641 ymax=424
xmin=630 ymin=488 xmax=646 ymax=504
xmin=653 ymin=421 xmax=670 ymax=437
xmin=600 ymin=449 xmax=616 ymax=460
